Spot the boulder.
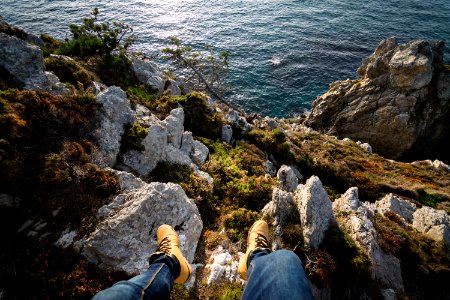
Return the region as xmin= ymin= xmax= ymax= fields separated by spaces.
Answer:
xmin=0 ymin=33 xmax=51 ymax=90
xmin=262 ymin=187 xmax=298 ymax=226
xmin=294 ymin=176 xmax=334 ymax=248
xmin=191 ymin=140 xmax=209 ymax=166
xmin=332 ymin=187 xmax=360 ymax=212
xmin=162 ymin=108 xmax=184 ymax=149
xmin=375 ymin=194 xmax=417 ymax=223
xmin=277 ymin=165 xmax=299 ymax=192
xmin=412 ymin=206 xmax=450 ymax=243
xmin=122 ymin=122 xmax=168 ymax=175
xmin=81 ymin=170 xmax=203 ymax=275
xmin=333 ymin=187 xmax=405 ymax=292
xmin=121 ymin=108 xmax=210 ymax=177
xmin=92 ymin=86 xmax=134 ymax=167
xmin=165 ymin=79 xmax=182 ymax=96
xmin=130 ymin=58 xmax=165 ymax=97
xmin=221 ymin=125 xmax=233 ymax=144
xmin=263 ymin=160 xmax=277 ymax=177
xmin=306 ymin=38 xmax=450 ymax=161
xmin=226 ymin=110 xmax=252 ymax=133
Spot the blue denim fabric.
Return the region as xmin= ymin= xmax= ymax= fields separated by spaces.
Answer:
xmin=93 ymin=250 xmax=312 ymax=300
xmin=241 ymin=249 xmax=313 ymax=300
xmin=92 ymin=254 xmax=177 ymax=300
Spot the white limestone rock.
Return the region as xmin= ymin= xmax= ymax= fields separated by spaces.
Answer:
xmin=166 ymin=79 xmax=182 ymax=96
xmin=122 ymin=121 xmax=168 ymax=175
xmin=221 ymin=125 xmax=233 ymax=144
xmin=375 ymin=194 xmax=417 ymax=223
xmin=165 ymin=145 xmax=193 ymax=167
xmin=181 ymin=132 xmax=195 ymax=155
xmin=294 ymin=176 xmax=334 ymax=248
xmin=89 ymin=81 xmax=108 ymax=95
xmin=130 ymin=58 xmax=165 ymax=97
xmin=332 ymin=187 xmax=360 ymax=212
xmin=163 ymin=108 xmax=184 ymax=149
xmin=82 ymin=173 xmax=203 ymax=275
xmin=45 ymin=71 xmax=70 ymax=95
xmin=54 ymin=229 xmax=77 ymax=249
xmin=356 ymin=141 xmax=373 ymax=153
xmin=380 ymin=289 xmax=396 ymax=300
xmin=205 ymin=246 xmax=242 ymax=285
xmin=338 ymin=210 xmax=404 ymax=292
xmin=412 ymin=206 xmax=450 ymax=243
xmin=277 ymin=165 xmax=299 ymax=192
xmin=191 ymin=140 xmax=209 ymax=166
xmin=0 ymin=33 xmax=52 ymax=90
xmin=333 ymin=188 xmax=404 ymax=292
xmin=263 ymin=160 xmax=277 ymax=177
xmin=262 ymin=187 xmax=298 ymax=226
xmin=92 ymin=86 xmax=134 ymax=167
xmin=432 ymin=159 xmax=450 ymax=172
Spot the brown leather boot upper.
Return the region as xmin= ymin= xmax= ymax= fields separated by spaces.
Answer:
xmin=238 ymin=220 xmax=270 ymax=280
xmin=149 ymin=224 xmax=192 ymax=283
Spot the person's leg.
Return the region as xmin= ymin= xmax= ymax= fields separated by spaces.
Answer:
xmin=93 ymin=254 xmax=177 ymax=300
xmin=92 ymin=224 xmax=191 ymax=300
xmin=241 ymin=249 xmax=313 ymax=300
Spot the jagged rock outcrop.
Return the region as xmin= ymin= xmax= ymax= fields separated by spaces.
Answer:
xmin=92 ymin=86 xmax=134 ymax=167
xmin=333 ymin=187 xmax=404 ymax=293
xmin=294 ymin=176 xmax=334 ymax=248
xmin=121 ymin=108 xmax=211 ymax=180
xmin=277 ymin=165 xmax=300 ymax=192
xmin=0 ymin=33 xmax=51 ymax=90
xmin=80 ymin=169 xmax=203 ymax=275
xmin=221 ymin=125 xmax=233 ymax=144
xmin=374 ymin=193 xmax=417 ymax=223
xmin=130 ymin=58 xmax=165 ymax=97
xmin=226 ymin=109 xmax=252 ymax=133
xmin=306 ymin=37 xmax=450 ymax=161
xmin=412 ymin=206 xmax=450 ymax=244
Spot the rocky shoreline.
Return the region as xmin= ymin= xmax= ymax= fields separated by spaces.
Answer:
xmin=1 ymin=17 xmax=449 ymax=300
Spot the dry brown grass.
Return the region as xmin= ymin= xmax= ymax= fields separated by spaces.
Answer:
xmin=289 ymin=132 xmax=450 ymax=204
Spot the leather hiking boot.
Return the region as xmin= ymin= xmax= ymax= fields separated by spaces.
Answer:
xmin=149 ymin=224 xmax=192 ymax=283
xmin=238 ymin=220 xmax=270 ymax=280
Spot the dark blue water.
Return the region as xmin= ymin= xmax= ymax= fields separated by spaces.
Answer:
xmin=1 ymin=0 xmax=449 ymax=117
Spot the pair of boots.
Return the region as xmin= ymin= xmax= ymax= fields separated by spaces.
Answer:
xmin=150 ymin=220 xmax=269 ymax=283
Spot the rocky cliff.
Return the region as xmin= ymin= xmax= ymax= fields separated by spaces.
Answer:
xmin=306 ymin=38 xmax=450 ymax=161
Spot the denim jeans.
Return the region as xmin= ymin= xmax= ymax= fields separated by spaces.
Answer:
xmin=241 ymin=249 xmax=313 ymax=300
xmin=93 ymin=250 xmax=312 ymax=300
xmin=92 ymin=254 xmax=177 ymax=300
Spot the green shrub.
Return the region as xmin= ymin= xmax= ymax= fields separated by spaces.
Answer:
xmin=40 ymin=34 xmax=61 ymax=57
xmin=58 ymin=8 xmax=136 ymax=58
xmin=224 ymin=208 xmax=260 ymax=242
xmin=126 ymin=86 xmax=157 ymax=110
xmin=417 ymin=189 xmax=448 ymax=208
xmin=246 ymin=128 xmax=296 ymax=165
xmin=44 ymin=56 xmax=96 ymax=87
xmin=206 ymin=141 xmax=274 ymax=210
xmin=121 ymin=122 xmax=148 ymax=152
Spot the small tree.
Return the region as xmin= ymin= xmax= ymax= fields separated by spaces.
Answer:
xmin=60 ymin=8 xmax=136 ymax=58
xmin=162 ymin=37 xmax=230 ymax=103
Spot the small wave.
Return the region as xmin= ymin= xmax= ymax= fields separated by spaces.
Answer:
xmin=269 ymin=56 xmax=282 ymax=66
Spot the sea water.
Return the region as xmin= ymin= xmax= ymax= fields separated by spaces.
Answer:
xmin=1 ymin=0 xmax=449 ymax=117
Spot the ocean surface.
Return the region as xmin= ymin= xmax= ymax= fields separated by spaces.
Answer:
xmin=1 ymin=0 xmax=449 ymax=117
